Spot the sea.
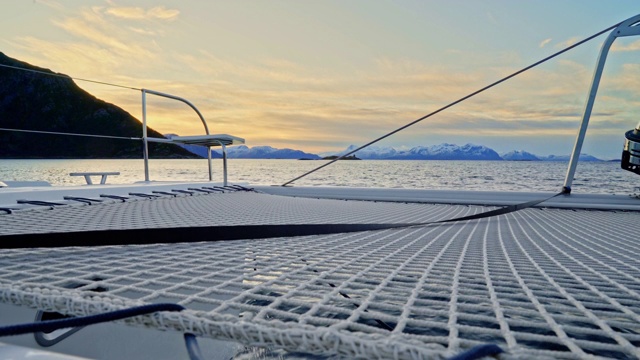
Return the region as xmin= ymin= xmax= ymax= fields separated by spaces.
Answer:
xmin=1 ymin=158 xmax=638 ymax=195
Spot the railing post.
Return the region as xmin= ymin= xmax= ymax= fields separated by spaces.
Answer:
xmin=208 ymin=147 xmax=213 ymax=182
xmin=141 ymin=89 xmax=150 ymax=182
xmin=220 ymin=143 xmax=228 ymax=186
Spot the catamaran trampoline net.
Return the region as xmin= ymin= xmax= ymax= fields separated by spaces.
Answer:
xmin=1 ymin=191 xmax=640 ymax=359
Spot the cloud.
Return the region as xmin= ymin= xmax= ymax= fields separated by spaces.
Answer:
xmin=131 ymin=51 xmax=634 ymax=152
xmin=35 ymin=0 xmax=64 ymax=11
xmin=147 ymin=6 xmax=180 ymax=20
xmin=555 ymin=36 xmax=580 ymax=49
xmin=128 ymin=27 xmax=157 ymax=36
xmin=539 ymin=38 xmax=552 ymax=48
xmin=53 ymin=10 xmax=136 ymax=55
xmin=612 ymin=39 xmax=640 ymax=52
xmin=26 ymin=5 xmax=165 ymax=69
xmin=104 ymin=5 xmax=179 ymax=21
xmin=4 ymin=2 xmax=637 ymax=155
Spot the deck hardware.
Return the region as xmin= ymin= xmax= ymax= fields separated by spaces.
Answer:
xmin=16 ymin=200 xmax=65 ymax=206
xmin=622 ymin=124 xmax=640 ymax=175
xmin=99 ymin=194 xmax=129 ymax=202
xmin=152 ymin=191 xmax=178 ymax=197
xmin=129 ymin=193 xmax=161 ymax=199
xmin=63 ymin=196 xmax=104 ymax=204
xmin=201 ymin=187 xmax=225 ymax=192
xmin=187 ymin=188 xmax=212 ymax=193
xmin=69 ymin=172 xmax=120 ymax=185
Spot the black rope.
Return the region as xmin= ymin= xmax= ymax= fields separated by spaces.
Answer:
xmin=0 ymin=63 xmax=140 ymax=91
xmin=183 ymin=333 xmax=205 ymax=360
xmin=0 ymin=303 xmax=203 ymax=360
xmin=433 ymin=191 xmax=564 ymax=224
xmin=0 ymin=192 xmax=564 ymax=249
xmin=282 ymin=22 xmax=622 ymax=186
xmin=448 ymin=344 xmax=504 ymax=360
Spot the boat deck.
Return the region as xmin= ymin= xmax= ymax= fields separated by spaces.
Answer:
xmin=1 ymin=184 xmax=640 ymax=359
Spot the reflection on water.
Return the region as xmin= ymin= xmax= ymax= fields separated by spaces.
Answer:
xmin=0 ymin=159 xmax=637 ymax=195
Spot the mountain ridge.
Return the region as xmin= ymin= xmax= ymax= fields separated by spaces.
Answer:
xmin=0 ymin=52 xmax=199 ymax=159
xmin=169 ymin=140 xmax=604 ymax=161
xmin=325 ymin=144 xmax=602 ymax=161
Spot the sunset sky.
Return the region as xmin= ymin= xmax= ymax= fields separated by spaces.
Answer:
xmin=3 ymin=1 xmax=640 ymax=158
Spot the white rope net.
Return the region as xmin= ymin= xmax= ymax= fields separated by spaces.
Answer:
xmin=1 ymin=191 xmax=639 ymax=359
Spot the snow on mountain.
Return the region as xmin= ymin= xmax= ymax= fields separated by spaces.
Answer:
xmin=214 ymin=145 xmax=321 ymax=159
xmin=166 ymin=135 xmax=603 ymax=161
xmin=501 ymin=150 xmax=540 ymax=161
xmin=333 ymin=143 xmax=502 ymax=160
xmin=334 ymin=145 xmax=400 ymax=159
xmin=165 ymin=135 xmax=320 ymax=159
xmin=540 ymin=154 xmax=601 ymax=162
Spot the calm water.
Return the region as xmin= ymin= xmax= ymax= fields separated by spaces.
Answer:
xmin=0 ymin=159 xmax=638 ymax=195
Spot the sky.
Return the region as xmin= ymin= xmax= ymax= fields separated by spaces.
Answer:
xmin=2 ymin=1 xmax=640 ymax=159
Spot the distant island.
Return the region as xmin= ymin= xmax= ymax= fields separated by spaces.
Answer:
xmin=321 ymin=155 xmax=361 ymax=160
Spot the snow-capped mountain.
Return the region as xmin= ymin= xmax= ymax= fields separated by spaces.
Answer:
xmin=165 ymin=135 xmax=320 ymax=159
xmin=333 ymin=143 xmax=502 ymax=160
xmin=166 ymin=134 xmax=603 ymax=161
xmin=334 ymin=145 xmax=401 ymax=159
xmin=216 ymin=145 xmax=320 ymax=159
xmin=501 ymin=150 xmax=540 ymax=161
xmin=540 ymin=154 xmax=601 ymax=162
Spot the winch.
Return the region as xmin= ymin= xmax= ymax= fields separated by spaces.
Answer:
xmin=622 ymin=123 xmax=640 ymax=175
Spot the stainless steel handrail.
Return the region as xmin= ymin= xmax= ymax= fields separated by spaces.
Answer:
xmin=563 ymin=14 xmax=640 ymax=193
xmin=141 ymin=89 xmax=214 ymax=182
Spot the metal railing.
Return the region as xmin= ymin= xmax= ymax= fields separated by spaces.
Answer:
xmin=562 ymin=14 xmax=640 ymax=193
xmin=141 ymin=89 xmax=213 ymax=182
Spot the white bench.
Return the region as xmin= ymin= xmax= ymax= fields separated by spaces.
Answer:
xmin=70 ymin=172 xmax=120 ymax=185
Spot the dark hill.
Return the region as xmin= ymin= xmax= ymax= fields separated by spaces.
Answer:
xmin=0 ymin=52 xmax=200 ymax=159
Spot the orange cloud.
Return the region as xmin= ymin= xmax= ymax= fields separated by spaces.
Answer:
xmin=4 ymin=2 xmax=638 ymax=154
xmin=104 ymin=5 xmax=179 ymax=21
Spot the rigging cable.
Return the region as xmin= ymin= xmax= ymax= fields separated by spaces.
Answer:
xmin=0 ymin=63 xmax=140 ymax=91
xmin=0 ymin=127 xmax=141 ymax=141
xmin=281 ymin=21 xmax=623 ymax=186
